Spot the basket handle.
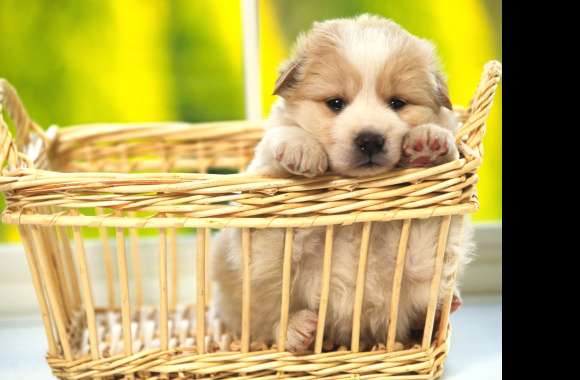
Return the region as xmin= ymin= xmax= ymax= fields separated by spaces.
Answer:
xmin=0 ymin=79 xmax=48 ymax=171
xmin=455 ymin=60 xmax=502 ymax=157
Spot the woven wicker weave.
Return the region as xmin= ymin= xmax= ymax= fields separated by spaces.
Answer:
xmin=0 ymin=60 xmax=501 ymax=379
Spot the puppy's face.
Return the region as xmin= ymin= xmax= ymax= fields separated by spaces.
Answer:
xmin=274 ymin=15 xmax=452 ymax=177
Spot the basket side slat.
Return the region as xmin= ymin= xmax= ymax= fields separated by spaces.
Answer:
xmin=40 ymin=224 xmax=72 ymax=326
xmin=386 ymin=219 xmax=412 ymax=351
xmin=73 ymin=225 xmax=100 ymax=360
xmin=314 ymin=225 xmax=334 ymax=354
xmin=129 ymin=212 xmax=144 ymax=308
xmin=31 ymin=225 xmax=73 ymax=359
xmin=241 ymin=228 xmax=252 ymax=353
xmin=159 ymin=228 xmax=169 ymax=351
xmin=57 ymin=226 xmax=82 ymax=310
xmin=204 ymin=227 xmax=211 ymax=306
xmin=197 ymin=227 xmax=208 ymax=354
xmin=96 ymin=208 xmax=116 ymax=309
xmin=168 ymin=227 xmax=178 ymax=310
xmin=277 ymin=227 xmax=294 ymax=352
xmin=436 ymin=216 xmax=466 ymax=346
xmin=351 ymin=222 xmax=372 ymax=352
xmin=115 ymin=220 xmax=133 ymax=355
xmin=421 ymin=216 xmax=452 ymax=349
xmin=18 ymin=226 xmax=59 ymax=355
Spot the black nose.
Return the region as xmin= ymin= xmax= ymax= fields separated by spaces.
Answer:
xmin=354 ymin=132 xmax=385 ymax=156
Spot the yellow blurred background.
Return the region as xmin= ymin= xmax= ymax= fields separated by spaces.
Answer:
xmin=0 ymin=0 xmax=501 ymax=242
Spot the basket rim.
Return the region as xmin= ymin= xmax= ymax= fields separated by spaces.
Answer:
xmin=0 ymin=152 xmax=481 ymax=227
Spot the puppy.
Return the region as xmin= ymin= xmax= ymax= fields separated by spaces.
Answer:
xmin=210 ymin=14 xmax=474 ymax=353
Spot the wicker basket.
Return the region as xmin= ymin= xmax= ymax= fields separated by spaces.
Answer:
xmin=0 ymin=60 xmax=501 ymax=379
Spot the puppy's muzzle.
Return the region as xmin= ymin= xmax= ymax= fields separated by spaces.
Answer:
xmin=354 ymin=132 xmax=385 ymax=158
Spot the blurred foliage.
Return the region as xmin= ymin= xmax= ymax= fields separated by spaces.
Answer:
xmin=0 ymin=0 xmax=501 ymax=242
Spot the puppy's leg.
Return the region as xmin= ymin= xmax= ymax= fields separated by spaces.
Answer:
xmin=247 ymin=126 xmax=328 ymax=178
xmin=432 ymin=288 xmax=464 ymax=323
xmin=400 ymin=123 xmax=459 ymax=167
xmin=410 ymin=287 xmax=462 ymax=346
xmin=274 ymin=309 xmax=318 ymax=353
xmin=433 ymin=288 xmax=462 ymax=328
xmin=450 ymin=288 xmax=463 ymax=313
xmin=402 ymin=216 xmax=471 ymax=345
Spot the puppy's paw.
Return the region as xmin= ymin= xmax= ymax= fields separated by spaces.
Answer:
xmin=285 ymin=309 xmax=318 ymax=353
xmin=273 ymin=139 xmax=328 ymax=178
xmin=450 ymin=291 xmax=462 ymax=313
xmin=401 ymin=124 xmax=459 ymax=167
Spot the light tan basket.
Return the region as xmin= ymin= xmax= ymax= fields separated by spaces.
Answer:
xmin=0 ymin=60 xmax=501 ymax=379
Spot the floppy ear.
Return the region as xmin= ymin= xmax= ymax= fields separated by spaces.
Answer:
xmin=434 ymin=71 xmax=453 ymax=110
xmin=273 ymin=60 xmax=301 ymax=96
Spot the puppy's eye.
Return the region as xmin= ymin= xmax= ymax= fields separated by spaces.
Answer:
xmin=388 ymin=97 xmax=407 ymax=110
xmin=325 ymin=98 xmax=346 ymax=112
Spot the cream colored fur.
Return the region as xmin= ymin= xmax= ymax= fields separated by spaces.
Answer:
xmin=210 ymin=14 xmax=474 ymax=352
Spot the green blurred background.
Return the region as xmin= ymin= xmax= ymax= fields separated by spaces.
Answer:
xmin=0 ymin=0 xmax=501 ymax=242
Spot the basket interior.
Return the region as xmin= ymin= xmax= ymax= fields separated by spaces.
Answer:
xmin=51 ymin=121 xmax=265 ymax=175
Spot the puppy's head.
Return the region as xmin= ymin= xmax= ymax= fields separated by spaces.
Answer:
xmin=274 ymin=14 xmax=452 ymax=177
